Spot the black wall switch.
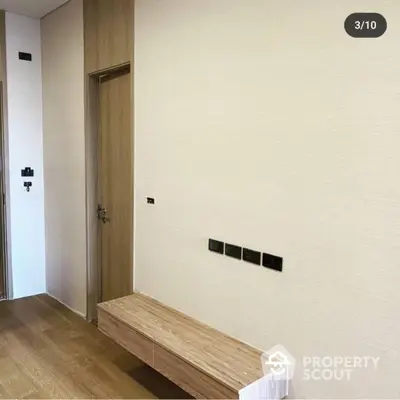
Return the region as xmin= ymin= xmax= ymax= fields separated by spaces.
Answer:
xmin=208 ymin=239 xmax=224 ymax=254
xmin=147 ymin=197 xmax=155 ymax=205
xmin=225 ymin=243 xmax=242 ymax=260
xmin=262 ymin=253 xmax=283 ymax=272
xmin=242 ymin=248 xmax=261 ymax=265
xmin=19 ymin=52 xmax=32 ymax=61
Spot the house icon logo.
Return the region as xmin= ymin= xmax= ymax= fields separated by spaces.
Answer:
xmin=266 ymin=351 xmax=289 ymax=375
xmin=261 ymin=345 xmax=295 ymax=380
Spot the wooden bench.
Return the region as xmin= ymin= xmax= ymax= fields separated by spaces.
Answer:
xmin=97 ymin=293 xmax=264 ymax=399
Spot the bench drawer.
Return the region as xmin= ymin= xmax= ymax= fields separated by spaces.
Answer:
xmin=98 ymin=309 xmax=154 ymax=366
xmin=154 ymin=343 xmax=237 ymax=399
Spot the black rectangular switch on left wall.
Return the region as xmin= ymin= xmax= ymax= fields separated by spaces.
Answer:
xmin=19 ymin=52 xmax=32 ymax=61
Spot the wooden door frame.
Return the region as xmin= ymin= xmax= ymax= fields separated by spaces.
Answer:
xmin=85 ymin=62 xmax=134 ymax=321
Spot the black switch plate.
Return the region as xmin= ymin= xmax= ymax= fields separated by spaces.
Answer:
xmin=208 ymin=239 xmax=224 ymax=255
xmin=225 ymin=243 xmax=242 ymax=260
xmin=262 ymin=253 xmax=283 ymax=272
xmin=242 ymin=248 xmax=261 ymax=265
xmin=19 ymin=52 xmax=32 ymax=61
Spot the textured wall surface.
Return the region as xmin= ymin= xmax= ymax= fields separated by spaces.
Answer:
xmin=42 ymin=0 xmax=86 ymax=316
xmin=134 ymin=0 xmax=400 ymax=398
xmin=5 ymin=12 xmax=46 ymax=298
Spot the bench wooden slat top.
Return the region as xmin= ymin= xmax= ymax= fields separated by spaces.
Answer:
xmin=98 ymin=293 xmax=263 ymax=393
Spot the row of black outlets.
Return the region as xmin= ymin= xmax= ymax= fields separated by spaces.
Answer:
xmin=208 ymin=238 xmax=283 ymax=272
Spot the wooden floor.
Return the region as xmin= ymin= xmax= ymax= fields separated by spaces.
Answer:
xmin=0 ymin=295 xmax=192 ymax=399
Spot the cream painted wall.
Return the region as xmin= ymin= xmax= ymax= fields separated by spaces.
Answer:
xmin=41 ymin=0 xmax=86 ymax=316
xmin=134 ymin=1 xmax=400 ymax=398
xmin=5 ymin=12 xmax=46 ymax=298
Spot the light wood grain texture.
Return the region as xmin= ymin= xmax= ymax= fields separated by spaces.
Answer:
xmin=83 ymin=0 xmax=133 ymax=74
xmin=84 ymin=0 xmax=135 ymax=318
xmin=154 ymin=343 xmax=238 ymax=399
xmin=99 ymin=69 xmax=133 ymax=302
xmin=98 ymin=293 xmax=264 ymax=399
xmin=0 ymin=294 xmax=191 ymax=399
xmin=98 ymin=307 xmax=154 ymax=366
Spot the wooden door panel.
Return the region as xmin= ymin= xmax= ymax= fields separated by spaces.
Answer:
xmin=99 ymin=70 xmax=132 ymax=302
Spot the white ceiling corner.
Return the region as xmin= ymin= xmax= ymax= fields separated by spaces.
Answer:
xmin=0 ymin=0 xmax=69 ymax=19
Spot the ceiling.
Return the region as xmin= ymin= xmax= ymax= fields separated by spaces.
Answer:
xmin=0 ymin=0 xmax=69 ymax=19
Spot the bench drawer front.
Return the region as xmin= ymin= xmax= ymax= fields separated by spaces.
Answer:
xmin=154 ymin=343 xmax=237 ymax=399
xmin=98 ymin=309 xmax=154 ymax=366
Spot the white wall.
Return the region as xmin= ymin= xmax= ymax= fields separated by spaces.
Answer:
xmin=5 ymin=12 xmax=46 ymax=298
xmin=134 ymin=1 xmax=400 ymax=398
xmin=41 ymin=0 xmax=86 ymax=316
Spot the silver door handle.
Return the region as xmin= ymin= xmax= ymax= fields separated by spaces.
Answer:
xmin=97 ymin=204 xmax=110 ymax=223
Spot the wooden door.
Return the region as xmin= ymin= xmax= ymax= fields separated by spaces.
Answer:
xmin=98 ymin=68 xmax=132 ymax=302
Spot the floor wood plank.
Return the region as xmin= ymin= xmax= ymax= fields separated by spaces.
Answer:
xmin=0 ymin=295 xmax=191 ymax=399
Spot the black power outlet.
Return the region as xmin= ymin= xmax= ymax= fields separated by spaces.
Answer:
xmin=242 ymin=248 xmax=261 ymax=265
xmin=208 ymin=239 xmax=224 ymax=254
xmin=21 ymin=167 xmax=34 ymax=177
xmin=225 ymin=243 xmax=242 ymax=260
xmin=262 ymin=253 xmax=283 ymax=272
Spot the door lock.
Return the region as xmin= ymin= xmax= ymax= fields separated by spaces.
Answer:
xmin=97 ymin=204 xmax=110 ymax=223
